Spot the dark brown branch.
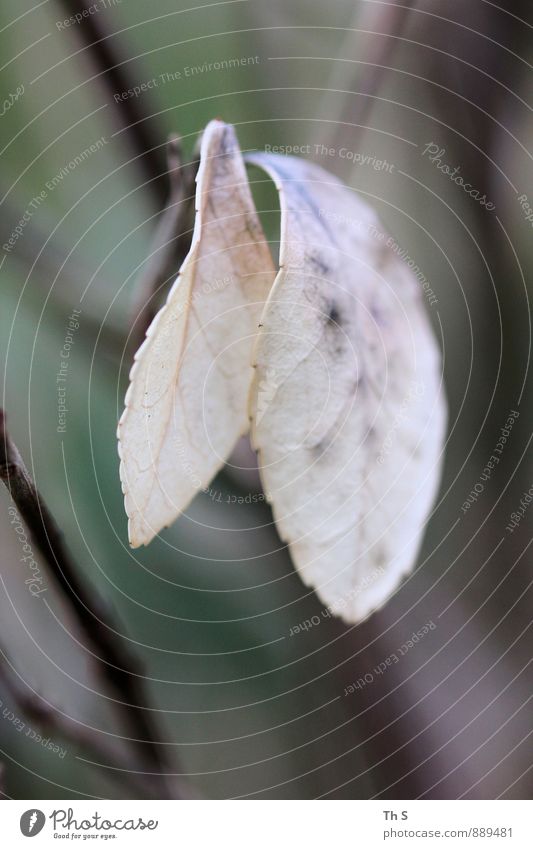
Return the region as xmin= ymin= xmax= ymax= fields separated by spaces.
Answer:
xmin=57 ymin=0 xmax=167 ymax=205
xmin=0 ymin=656 xmax=162 ymax=798
xmin=129 ymin=134 xmax=198 ymax=351
xmin=0 ymin=410 xmax=178 ymax=799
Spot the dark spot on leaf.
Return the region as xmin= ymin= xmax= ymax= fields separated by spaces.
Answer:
xmin=327 ymin=304 xmax=341 ymax=326
xmin=307 ymin=251 xmax=330 ymax=277
xmin=309 ymin=437 xmax=330 ymax=459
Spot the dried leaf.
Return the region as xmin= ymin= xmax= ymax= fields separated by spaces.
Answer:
xmin=118 ymin=121 xmax=447 ymax=625
xmin=246 ymin=152 xmax=447 ymax=622
xmin=118 ymin=121 xmax=276 ymax=546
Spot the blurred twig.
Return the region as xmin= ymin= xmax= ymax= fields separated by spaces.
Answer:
xmin=0 ymin=655 xmax=166 ymax=799
xmin=129 ymin=134 xmax=198 ymax=352
xmin=57 ymin=0 xmax=167 ymax=204
xmin=0 ymin=133 xmax=198 ymax=365
xmin=0 ymin=410 xmax=180 ymax=799
xmin=315 ymin=0 xmax=415 ymax=153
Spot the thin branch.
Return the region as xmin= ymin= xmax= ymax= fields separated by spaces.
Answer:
xmin=1 ymin=133 xmax=198 ymax=364
xmin=314 ymin=0 xmax=416 ymax=155
xmin=57 ymin=0 xmax=167 ymax=205
xmin=0 ymin=410 xmax=179 ymax=799
xmin=129 ymin=134 xmax=198 ymax=351
xmin=0 ymin=656 xmax=162 ymax=799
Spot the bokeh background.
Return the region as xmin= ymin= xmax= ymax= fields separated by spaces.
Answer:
xmin=0 ymin=0 xmax=531 ymax=799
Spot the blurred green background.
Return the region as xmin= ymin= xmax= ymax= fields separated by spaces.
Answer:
xmin=0 ymin=0 xmax=531 ymax=799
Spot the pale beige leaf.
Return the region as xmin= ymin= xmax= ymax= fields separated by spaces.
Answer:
xmin=118 ymin=121 xmax=276 ymax=547
xmin=246 ymin=152 xmax=447 ymax=623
